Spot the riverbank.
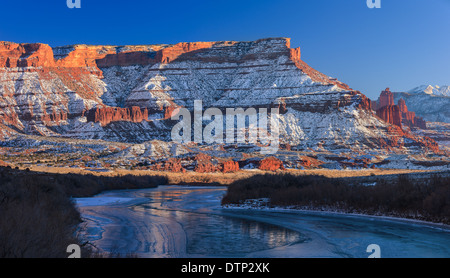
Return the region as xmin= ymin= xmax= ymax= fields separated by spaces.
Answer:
xmin=0 ymin=166 xmax=167 ymax=258
xmin=75 ymin=185 xmax=450 ymax=258
xmin=2 ymin=165 xmax=449 ymax=257
xmin=223 ymin=201 xmax=450 ymax=231
xmin=221 ymin=172 xmax=450 ymax=225
xmin=18 ymin=164 xmax=444 ymax=185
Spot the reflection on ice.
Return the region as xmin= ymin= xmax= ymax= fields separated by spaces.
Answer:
xmin=132 ymin=187 xmax=305 ymax=256
xmin=75 ymin=186 xmax=450 ymax=258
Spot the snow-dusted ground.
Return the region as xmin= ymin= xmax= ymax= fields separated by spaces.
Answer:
xmin=75 ymin=186 xmax=450 ymax=258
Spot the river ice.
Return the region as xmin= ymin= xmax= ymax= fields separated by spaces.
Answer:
xmin=74 ymin=186 xmax=450 ymax=258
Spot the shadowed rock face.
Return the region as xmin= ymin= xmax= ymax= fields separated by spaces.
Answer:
xmin=0 ymin=38 xmax=439 ymax=153
xmin=398 ymin=98 xmax=408 ymax=113
xmin=379 ymin=88 xmax=395 ymax=109
xmin=376 ymin=105 xmax=403 ymax=127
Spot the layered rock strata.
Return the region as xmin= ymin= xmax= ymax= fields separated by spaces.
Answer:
xmin=0 ymin=38 xmax=439 ymax=154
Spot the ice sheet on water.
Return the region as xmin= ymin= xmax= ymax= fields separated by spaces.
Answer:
xmin=74 ymin=197 xmax=137 ymax=207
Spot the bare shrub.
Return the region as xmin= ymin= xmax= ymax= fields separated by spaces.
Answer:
xmin=0 ymin=167 xmax=167 ymax=257
xmin=222 ymin=173 xmax=450 ymax=224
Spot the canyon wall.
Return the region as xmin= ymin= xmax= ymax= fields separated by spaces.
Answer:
xmin=0 ymin=38 xmax=438 ymax=153
xmin=374 ymin=88 xmax=427 ymax=130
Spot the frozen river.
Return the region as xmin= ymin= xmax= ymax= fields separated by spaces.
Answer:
xmin=75 ymin=186 xmax=450 ymax=258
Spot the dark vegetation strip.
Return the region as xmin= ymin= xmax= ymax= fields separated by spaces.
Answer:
xmin=0 ymin=166 xmax=167 ymax=258
xmin=222 ymin=173 xmax=450 ymax=225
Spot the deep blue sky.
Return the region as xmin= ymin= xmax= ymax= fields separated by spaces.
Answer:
xmin=1 ymin=0 xmax=449 ymax=99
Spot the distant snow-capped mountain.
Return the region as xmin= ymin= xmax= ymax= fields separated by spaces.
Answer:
xmin=393 ymin=85 xmax=450 ymax=123
xmin=408 ymin=85 xmax=450 ymax=97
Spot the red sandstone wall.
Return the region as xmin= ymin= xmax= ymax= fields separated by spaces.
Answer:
xmin=379 ymin=88 xmax=394 ymax=109
xmin=55 ymin=45 xmax=116 ymax=69
xmin=398 ymin=98 xmax=408 ymax=113
xmin=0 ymin=42 xmax=56 ymax=68
xmin=155 ymin=42 xmax=216 ymax=64
xmin=374 ymin=91 xmax=427 ymax=130
xmin=403 ymin=111 xmax=416 ymax=123
xmin=352 ymin=91 xmax=372 ymax=110
xmin=85 ymin=106 xmax=149 ymax=126
xmin=0 ymin=41 xmax=220 ymax=70
xmin=376 ymin=105 xmax=402 ymax=127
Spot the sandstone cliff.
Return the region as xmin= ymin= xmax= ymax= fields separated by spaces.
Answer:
xmin=0 ymin=38 xmax=439 ymax=154
xmin=374 ymin=88 xmax=427 ymax=130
